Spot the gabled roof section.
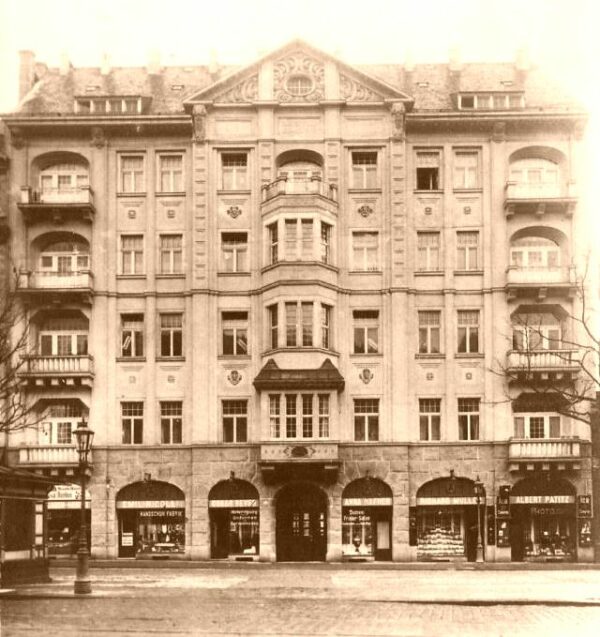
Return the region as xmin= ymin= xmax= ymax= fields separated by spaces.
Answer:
xmin=184 ymin=39 xmax=413 ymax=108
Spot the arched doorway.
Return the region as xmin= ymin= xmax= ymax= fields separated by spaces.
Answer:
xmin=116 ymin=480 xmax=185 ymax=558
xmin=209 ymin=479 xmax=259 ymax=560
xmin=342 ymin=477 xmax=392 ymax=560
xmin=276 ymin=482 xmax=327 ymax=562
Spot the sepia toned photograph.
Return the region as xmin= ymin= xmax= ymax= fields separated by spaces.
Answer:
xmin=0 ymin=0 xmax=599 ymax=634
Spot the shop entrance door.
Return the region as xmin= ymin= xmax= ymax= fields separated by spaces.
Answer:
xmin=276 ymin=483 xmax=327 ymax=562
xmin=118 ymin=510 xmax=137 ymax=558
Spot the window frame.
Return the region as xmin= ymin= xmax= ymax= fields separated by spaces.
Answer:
xmin=119 ymin=153 xmax=145 ymax=194
xmin=458 ymin=397 xmax=480 ymax=441
xmin=418 ymin=310 xmax=442 ymax=355
xmin=353 ymin=398 xmax=380 ymax=442
xmin=415 ymin=149 xmax=442 ymax=191
xmin=456 ymin=231 xmax=480 ymax=271
xmin=417 ymin=231 xmax=441 ymax=272
xmin=351 ymin=230 xmax=380 ymax=272
xmin=120 ymin=313 xmax=144 ymax=359
xmin=222 ymin=399 xmax=248 ymax=443
xmin=513 ymin=412 xmax=561 ymax=439
xmin=120 ymin=234 xmax=144 ymax=275
xmin=121 ymin=401 xmax=144 ymax=445
xmin=453 ymin=149 xmax=480 ymax=190
xmin=353 ymin=309 xmax=380 ymax=354
xmin=221 ymin=152 xmax=248 ymax=191
xmin=419 ymin=398 xmax=441 ymax=441
xmin=457 ymin=309 xmax=480 ymax=354
xmin=159 ymin=313 xmax=183 ymax=358
xmin=156 ymin=153 xmax=184 ymax=193
xmin=221 ymin=311 xmax=249 ymax=357
xmin=160 ymin=400 xmax=183 ymax=444
xmin=350 ymin=150 xmax=378 ymax=190
xmin=268 ymin=393 xmax=331 ymax=440
xmin=220 ymin=232 xmax=249 ymax=273
xmin=158 ymin=233 xmax=183 ymax=275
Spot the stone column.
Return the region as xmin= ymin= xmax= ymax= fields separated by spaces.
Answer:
xmin=259 ymin=494 xmax=275 ymax=562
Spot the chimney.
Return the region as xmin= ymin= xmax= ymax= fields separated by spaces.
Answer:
xmin=515 ymin=47 xmax=530 ymax=73
xmin=208 ymin=49 xmax=219 ymax=76
xmin=101 ymin=52 xmax=111 ymax=76
xmin=449 ymin=45 xmax=461 ymax=73
xmin=59 ymin=51 xmax=71 ymax=76
xmin=148 ymin=49 xmax=161 ymax=75
xmin=19 ymin=50 xmax=35 ymax=101
xmin=404 ymin=51 xmax=415 ymax=73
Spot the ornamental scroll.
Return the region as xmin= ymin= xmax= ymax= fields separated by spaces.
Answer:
xmin=273 ymin=53 xmax=324 ymax=102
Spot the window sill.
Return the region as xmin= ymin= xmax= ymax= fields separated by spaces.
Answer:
xmin=116 ymin=274 xmax=146 ymax=280
xmin=261 ymin=261 xmax=338 ymax=274
xmin=116 ymin=357 xmax=146 ymax=363
xmin=454 ymin=270 xmax=483 ymax=276
xmin=350 ymin=352 xmax=383 ymax=358
xmin=453 ymin=188 xmax=482 ymax=194
xmin=156 ymin=273 xmax=185 ymax=279
xmin=353 ymin=440 xmax=381 ymax=444
xmin=217 ymin=189 xmax=251 ymax=196
xmin=263 ymin=347 xmax=340 ymax=357
xmin=217 ymin=271 xmax=251 ymax=277
xmin=415 ymin=270 xmax=443 ymax=276
xmin=414 ymin=190 xmax=443 ymax=195
xmin=347 ymin=188 xmax=382 ymax=194
xmin=155 ymin=191 xmax=186 ymax=197
xmin=218 ymin=355 xmax=251 ymax=360
xmin=117 ymin=192 xmax=146 ymax=198
xmin=349 ymin=269 xmax=382 ymax=275
xmin=156 ymin=356 xmax=185 ymax=363
xmin=455 ymin=353 xmax=484 ymax=359
xmin=415 ymin=353 xmax=445 ymax=360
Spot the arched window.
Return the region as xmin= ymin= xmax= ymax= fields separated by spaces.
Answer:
xmin=509 ymin=158 xmax=560 ymax=197
xmin=510 ymin=236 xmax=560 ymax=269
xmin=39 ymin=162 xmax=89 ymax=193
xmin=39 ymin=240 xmax=89 ymax=273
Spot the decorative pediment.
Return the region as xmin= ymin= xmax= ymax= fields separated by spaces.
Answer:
xmin=340 ymin=74 xmax=384 ymax=102
xmin=273 ymin=50 xmax=325 ymax=103
xmin=213 ymin=74 xmax=258 ymax=104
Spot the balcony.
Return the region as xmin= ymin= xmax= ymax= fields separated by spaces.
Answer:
xmin=508 ymin=437 xmax=581 ymax=472
xmin=261 ymin=177 xmax=338 ymax=216
xmin=18 ymin=270 xmax=94 ymax=304
xmin=18 ymin=186 xmax=95 ymax=223
xmin=504 ymin=181 xmax=577 ymax=217
xmin=18 ymin=445 xmax=83 ymax=467
xmin=259 ymin=441 xmax=340 ymax=484
xmin=506 ymin=349 xmax=580 ymax=381
xmin=506 ymin=265 xmax=577 ymax=300
xmin=19 ymin=354 xmax=94 ymax=389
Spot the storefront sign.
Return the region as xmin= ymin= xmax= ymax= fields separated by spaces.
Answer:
xmin=343 ymin=509 xmax=371 ymax=524
xmin=121 ymin=533 xmax=134 ymax=547
xmin=209 ymin=499 xmax=258 ymax=509
xmin=138 ymin=509 xmax=184 ymax=519
xmin=342 ymin=497 xmax=392 ymax=507
xmin=496 ymin=485 xmax=511 ymax=517
xmin=416 ymin=496 xmax=478 ymax=506
xmin=230 ymin=509 xmax=258 ymax=523
xmin=48 ymin=484 xmax=91 ymax=501
xmin=510 ymin=495 xmax=575 ymax=505
xmin=117 ymin=500 xmax=185 ymax=509
xmin=577 ymin=495 xmax=592 ymax=518
xmin=530 ymin=506 xmax=571 ymax=516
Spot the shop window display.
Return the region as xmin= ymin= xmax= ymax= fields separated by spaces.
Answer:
xmin=136 ymin=509 xmax=185 ymax=556
xmin=342 ymin=509 xmax=373 ymax=556
xmin=519 ymin=511 xmax=574 ymax=561
xmin=417 ymin=508 xmax=467 ymax=561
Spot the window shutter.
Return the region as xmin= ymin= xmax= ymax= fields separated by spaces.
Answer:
xmin=514 ymin=417 xmax=525 ymax=438
xmin=549 ymin=416 xmax=560 ymax=438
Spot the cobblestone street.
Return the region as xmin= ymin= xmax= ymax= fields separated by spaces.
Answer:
xmin=1 ymin=565 xmax=600 ymax=636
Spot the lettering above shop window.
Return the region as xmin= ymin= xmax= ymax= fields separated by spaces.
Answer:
xmin=510 ymin=495 xmax=575 ymax=505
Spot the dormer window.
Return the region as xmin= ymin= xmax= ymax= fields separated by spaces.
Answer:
xmin=458 ymin=92 xmax=525 ymax=110
xmin=75 ymin=96 xmax=147 ymax=115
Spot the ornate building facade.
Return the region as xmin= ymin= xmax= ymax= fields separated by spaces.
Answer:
xmin=2 ymin=41 xmax=593 ymax=562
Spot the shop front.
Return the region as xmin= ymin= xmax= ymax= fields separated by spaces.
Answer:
xmin=209 ymin=478 xmax=259 ymax=560
xmin=47 ymin=483 xmax=91 ymax=557
xmin=342 ymin=477 xmax=392 ymax=561
xmin=509 ymin=477 xmax=578 ymax=562
xmin=116 ymin=480 xmax=186 ymax=559
xmin=413 ymin=476 xmax=484 ymax=562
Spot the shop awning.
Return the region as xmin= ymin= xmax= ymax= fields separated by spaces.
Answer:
xmin=253 ymin=358 xmax=345 ymax=391
xmin=0 ymin=465 xmax=56 ymax=499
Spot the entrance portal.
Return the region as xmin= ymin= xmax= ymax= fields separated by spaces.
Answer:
xmin=276 ymin=483 xmax=327 ymax=561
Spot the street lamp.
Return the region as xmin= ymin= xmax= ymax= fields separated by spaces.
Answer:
xmin=73 ymin=415 xmax=94 ymax=595
xmin=474 ymin=475 xmax=485 ymax=563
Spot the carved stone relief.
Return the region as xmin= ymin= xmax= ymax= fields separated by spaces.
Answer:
xmin=273 ymin=53 xmax=324 ymax=102
xmin=213 ymin=75 xmax=258 ymax=104
xmin=390 ymin=102 xmax=405 ymax=141
xmin=340 ymin=74 xmax=383 ymax=102
xmin=192 ymin=105 xmax=207 ymax=142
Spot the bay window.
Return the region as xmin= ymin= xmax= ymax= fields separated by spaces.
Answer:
xmin=268 ymin=218 xmax=333 ymax=264
xmin=269 ymin=393 xmax=330 ymax=439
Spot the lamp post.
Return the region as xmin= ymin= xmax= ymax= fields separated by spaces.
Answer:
xmin=474 ymin=475 xmax=485 ymax=563
xmin=73 ymin=415 xmax=94 ymax=595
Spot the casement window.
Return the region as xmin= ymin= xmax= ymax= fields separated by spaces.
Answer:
xmin=285 ymin=219 xmax=313 ymax=261
xmin=122 ymin=402 xmax=143 ymax=444
xmin=39 ymin=241 xmax=89 ymax=273
xmin=159 ymin=313 xmax=183 ymax=357
xmin=221 ymin=232 xmax=248 ymax=272
xmin=514 ymin=413 xmax=561 ymax=439
xmin=286 ymin=301 xmax=313 ymax=347
xmin=39 ymin=317 xmax=88 ymax=356
xmin=320 ymin=222 xmax=332 ymax=264
xmin=320 ymin=305 xmax=332 ymax=350
xmin=268 ymin=219 xmax=332 ymax=264
xmin=76 ymin=96 xmax=142 ymax=114
xmin=119 ymin=155 xmax=145 ymax=193
xmin=157 ymin=154 xmax=183 ymax=192
xmin=458 ymin=398 xmax=480 ymax=441
xmin=269 ymin=393 xmax=330 ymax=439
xmin=354 ymin=398 xmax=379 ymax=441
xmin=159 ymin=234 xmax=183 ymax=274
xmin=222 ymin=400 xmax=248 ymax=443
xmin=120 ymin=235 xmax=144 ymax=275
xmin=509 ymin=158 xmax=560 ymax=198
xmin=458 ymin=93 xmax=524 ymax=110
xmin=417 ymin=232 xmax=440 ymax=271
xmin=512 ymin=313 xmax=562 ymax=351
xmin=418 ymin=311 xmax=441 ymax=354
xmin=510 ymin=236 xmax=560 ymax=270
xmin=351 ymin=151 xmax=378 ymax=189
xmin=353 ymin=310 xmax=379 ymax=354
xmin=121 ymin=314 xmax=144 ymax=358
xmin=39 ymin=404 xmax=84 ymax=445
xmin=222 ymin=311 xmax=248 ymax=356
xmin=39 ymin=163 xmax=89 ymax=194
xmin=457 ymin=310 xmax=480 ymax=354
xmin=160 ymin=401 xmax=182 ymax=444
xmin=419 ymin=398 xmax=441 ymax=441
xmin=268 ymin=223 xmax=279 ymax=264
xmin=352 ymin=231 xmax=379 ymax=271
xmin=453 ymin=151 xmax=479 ymax=189
xmin=416 ymin=151 xmax=441 ymax=190
xmin=268 ymin=304 xmax=279 ymax=349
xmin=221 ymin=153 xmax=248 ymax=190
xmin=456 ymin=231 xmax=480 ymax=271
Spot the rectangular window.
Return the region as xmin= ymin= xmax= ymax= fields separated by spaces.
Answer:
xmin=354 ymin=398 xmax=379 ymax=441
xmin=416 ymin=151 xmax=441 ymax=190
xmin=302 ymin=394 xmax=314 ymax=438
xmin=417 ymin=232 xmax=440 ymax=271
xmin=285 ymin=302 xmax=313 ymax=347
xmin=512 ymin=314 xmax=562 ymax=351
xmin=458 ymin=398 xmax=480 ymax=440
xmin=121 ymin=235 xmax=144 ymax=275
xmin=158 ymin=154 xmax=183 ymax=192
xmin=285 ymin=302 xmax=298 ymax=347
xmin=318 ymin=394 xmax=330 ymax=438
xmin=160 ymin=401 xmax=182 ymax=444
xmin=269 ymin=394 xmax=281 ymax=438
xmin=283 ymin=219 xmax=314 ymax=261
xmin=120 ymin=155 xmax=144 ymax=193
xmin=321 ymin=304 xmax=331 ymax=350
xmin=121 ymin=314 xmax=144 ymax=358
xmin=285 ymin=394 xmax=297 ymax=438
xmin=221 ymin=153 xmax=248 ymax=190
xmin=514 ymin=414 xmax=561 ymax=439
xmin=457 ymin=310 xmax=480 ymax=354
xmin=270 ymin=393 xmax=330 ymax=440
xmin=456 ymin=231 xmax=479 ymax=271
xmin=419 ymin=398 xmax=441 ymax=441
xmin=353 ymin=310 xmax=379 ymax=354
xmin=351 ymin=151 xmax=377 ymax=189
xmin=159 ymin=234 xmax=183 ymax=274
xmin=320 ymin=222 xmax=332 ymax=264
xmin=159 ymin=313 xmax=183 ymax=358
xmin=122 ymin=402 xmax=143 ymax=444
xmin=268 ymin=304 xmax=278 ymax=349
xmin=301 ymin=302 xmax=313 ymax=346
xmin=222 ymin=400 xmax=247 ymax=443
xmin=352 ymin=231 xmax=379 ymax=271
xmin=418 ymin=311 xmax=441 ymax=354
xmin=222 ymin=311 xmax=248 ymax=356
xmin=221 ymin=232 xmax=248 ymax=272
xmin=268 ymin=223 xmax=278 ymax=264
xmin=453 ymin=151 xmax=479 ymax=189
